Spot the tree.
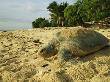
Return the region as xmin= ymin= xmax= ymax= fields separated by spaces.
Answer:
xmin=64 ymin=0 xmax=110 ymax=26
xmin=77 ymin=0 xmax=110 ymax=21
xmin=47 ymin=1 xmax=68 ymax=27
xmin=32 ymin=18 xmax=50 ymax=28
xmin=39 ymin=20 xmax=50 ymax=28
xmin=64 ymin=4 xmax=84 ymax=26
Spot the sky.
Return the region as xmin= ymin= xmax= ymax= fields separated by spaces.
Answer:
xmin=0 ymin=0 xmax=77 ymax=30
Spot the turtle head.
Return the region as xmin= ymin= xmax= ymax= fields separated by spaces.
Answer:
xmin=38 ymin=43 xmax=58 ymax=58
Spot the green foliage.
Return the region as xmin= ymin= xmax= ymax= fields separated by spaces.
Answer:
xmin=47 ymin=1 xmax=58 ymax=14
xmin=64 ymin=5 xmax=84 ymax=26
xmin=78 ymin=0 xmax=110 ymax=21
xmin=64 ymin=0 xmax=110 ymax=26
xmin=32 ymin=0 xmax=110 ymax=27
xmin=50 ymin=20 xmax=57 ymax=27
xmin=47 ymin=1 xmax=68 ymax=27
xmin=39 ymin=20 xmax=50 ymax=28
xmin=32 ymin=18 xmax=50 ymax=28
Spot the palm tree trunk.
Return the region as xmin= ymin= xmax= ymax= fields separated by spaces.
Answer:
xmin=61 ymin=17 xmax=64 ymax=27
xmin=62 ymin=21 xmax=64 ymax=27
xmin=57 ymin=17 xmax=60 ymax=27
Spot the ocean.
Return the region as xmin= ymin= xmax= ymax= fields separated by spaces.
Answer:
xmin=0 ymin=20 xmax=32 ymax=31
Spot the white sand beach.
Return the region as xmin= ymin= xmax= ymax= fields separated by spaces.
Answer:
xmin=0 ymin=27 xmax=110 ymax=82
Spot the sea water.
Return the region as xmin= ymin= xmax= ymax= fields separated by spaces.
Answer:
xmin=0 ymin=19 xmax=32 ymax=31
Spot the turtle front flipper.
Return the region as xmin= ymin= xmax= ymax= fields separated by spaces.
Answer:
xmin=58 ymin=48 xmax=73 ymax=62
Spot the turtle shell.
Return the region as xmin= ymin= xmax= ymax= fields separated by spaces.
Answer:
xmin=56 ymin=28 xmax=109 ymax=57
xmin=38 ymin=28 xmax=109 ymax=58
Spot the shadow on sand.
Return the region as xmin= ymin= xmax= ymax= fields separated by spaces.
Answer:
xmin=80 ymin=46 xmax=110 ymax=62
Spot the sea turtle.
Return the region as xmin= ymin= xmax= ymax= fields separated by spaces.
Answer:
xmin=38 ymin=28 xmax=109 ymax=61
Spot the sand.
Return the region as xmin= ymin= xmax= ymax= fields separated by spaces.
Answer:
xmin=0 ymin=27 xmax=110 ymax=82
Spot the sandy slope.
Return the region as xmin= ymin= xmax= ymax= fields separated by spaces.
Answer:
xmin=0 ymin=27 xmax=110 ymax=82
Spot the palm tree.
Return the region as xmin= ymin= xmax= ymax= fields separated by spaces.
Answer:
xmin=58 ymin=2 xmax=68 ymax=26
xmin=47 ymin=1 xmax=68 ymax=27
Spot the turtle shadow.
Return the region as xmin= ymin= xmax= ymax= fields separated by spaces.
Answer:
xmin=80 ymin=45 xmax=110 ymax=62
